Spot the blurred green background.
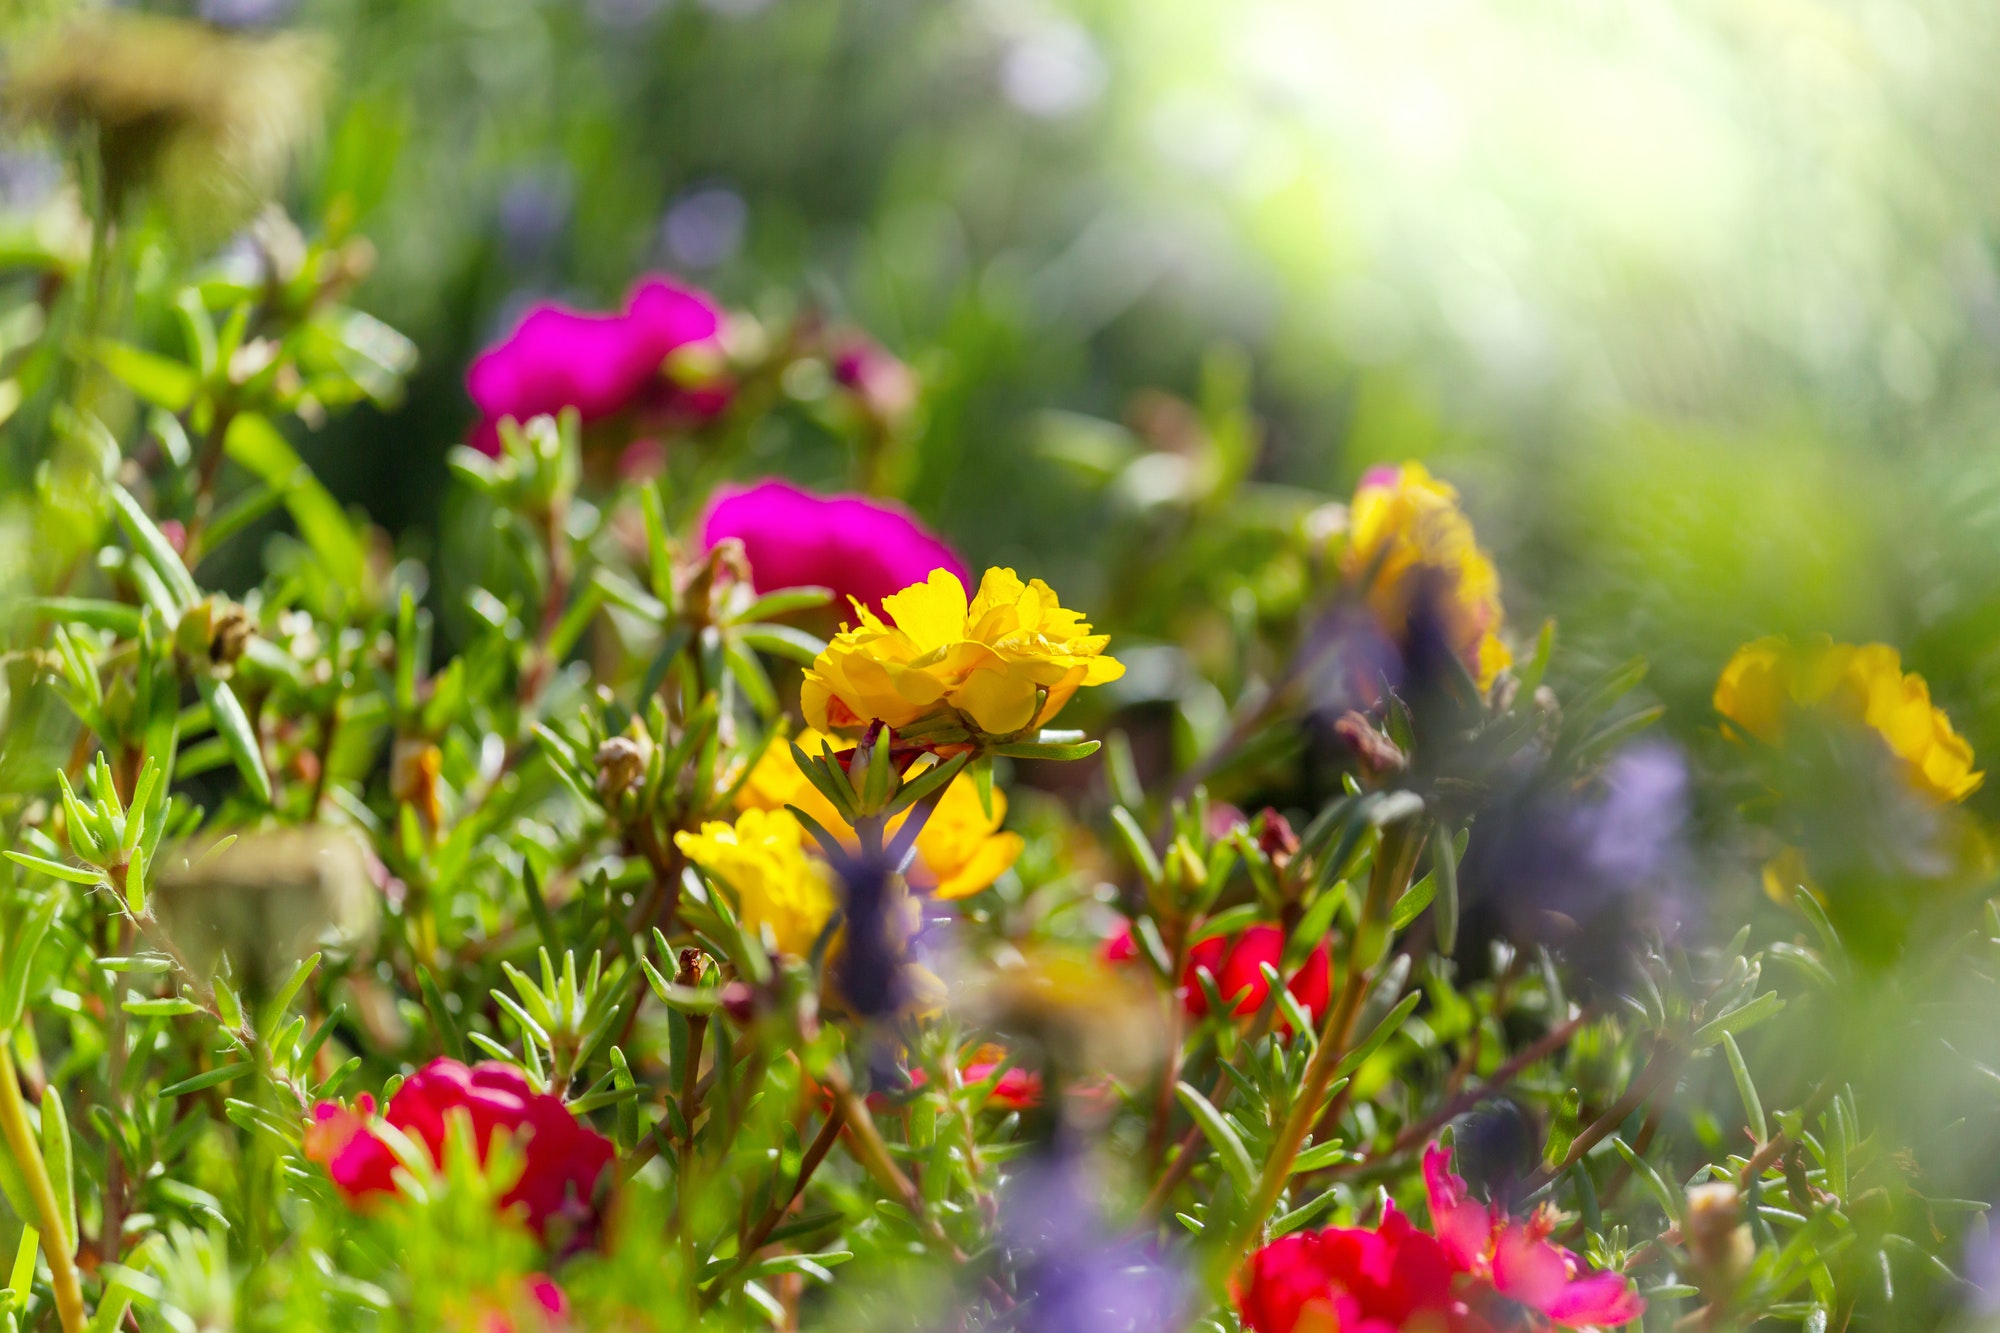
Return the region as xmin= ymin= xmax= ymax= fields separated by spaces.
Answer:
xmin=51 ymin=0 xmax=2000 ymax=799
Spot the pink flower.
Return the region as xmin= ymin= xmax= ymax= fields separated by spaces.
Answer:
xmin=465 ymin=275 xmax=727 ymax=455
xmin=697 ymin=478 xmax=968 ymax=614
xmin=1238 ymin=1143 xmax=1642 ymax=1333
xmin=831 ymin=335 xmax=918 ymax=426
xmin=306 ymin=1059 xmax=614 ymax=1239
xmin=482 ymin=1275 xmax=569 ymax=1333
xmin=1421 ymin=1143 xmax=1645 ymax=1328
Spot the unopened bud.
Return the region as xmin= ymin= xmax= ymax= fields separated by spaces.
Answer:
xmin=594 ymin=733 xmax=652 ymax=801
xmin=1684 ymin=1181 xmax=1755 ymax=1284
xmin=1254 ymin=809 xmax=1300 ymax=866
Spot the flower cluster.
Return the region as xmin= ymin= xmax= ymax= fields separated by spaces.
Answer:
xmin=803 ymin=567 xmax=1126 ymax=737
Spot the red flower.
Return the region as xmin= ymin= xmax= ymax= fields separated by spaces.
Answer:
xmin=1100 ymin=922 xmax=1332 ymax=1030
xmin=1238 ymin=1144 xmax=1644 ymax=1333
xmin=465 ymin=275 xmax=728 ymax=455
xmin=903 ymin=1045 xmax=1044 ymax=1111
xmin=1183 ymin=925 xmax=1332 ymax=1027
xmin=307 ymin=1059 xmax=614 ymax=1238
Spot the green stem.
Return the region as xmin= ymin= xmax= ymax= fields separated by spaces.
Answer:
xmin=0 ymin=1041 xmax=86 ymax=1333
xmin=1235 ymin=819 xmax=1420 ymax=1250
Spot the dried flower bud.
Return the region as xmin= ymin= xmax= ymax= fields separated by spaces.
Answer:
xmin=675 ymin=946 xmax=713 ymax=989
xmin=593 ymin=733 xmax=652 ymax=801
xmin=1683 ymin=1181 xmax=1755 ymax=1285
xmin=1334 ymin=710 xmax=1407 ymax=779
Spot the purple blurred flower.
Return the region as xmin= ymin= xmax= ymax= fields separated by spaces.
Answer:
xmin=464 ymin=274 xmax=727 ymax=455
xmin=996 ymin=1149 xmax=1187 ymax=1333
xmin=661 ymin=185 xmax=747 ymax=270
xmin=698 ymin=479 xmax=967 ymax=615
xmin=1458 ymin=741 xmax=1696 ymax=993
xmin=198 ymin=0 xmax=298 ymax=27
xmin=496 ymin=169 xmax=573 ymax=270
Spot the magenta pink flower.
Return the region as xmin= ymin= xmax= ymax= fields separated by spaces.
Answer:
xmin=306 ymin=1059 xmax=614 ymax=1239
xmin=1421 ymin=1142 xmax=1644 ymax=1328
xmin=465 ymin=275 xmax=727 ymax=455
xmin=698 ymin=478 xmax=968 ymax=614
xmin=1237 ymin=1143 xmax=1643 ymax=1333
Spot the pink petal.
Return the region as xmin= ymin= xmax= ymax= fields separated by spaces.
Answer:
xmin=1541 ymin=1271 xmax=1646 ymax=1327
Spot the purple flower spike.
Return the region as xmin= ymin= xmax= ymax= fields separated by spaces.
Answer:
xmin=464 ymin=274 xmax=726 ymax=455
xmin=698 ymin=478 xmax=968 ymax=615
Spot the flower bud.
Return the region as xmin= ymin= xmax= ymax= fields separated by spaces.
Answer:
xmin=675 ymin=946 xmax=713 ymax=989
xmin=1254 ymin=809 xmax=1300 ymax=866
xmin=593 ymin=732 xmax=653 ymax=802
xmin=1683 ymin=1181 xmax=1755 ymax=1286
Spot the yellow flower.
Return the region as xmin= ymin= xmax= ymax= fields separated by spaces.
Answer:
xmin=737 ymin=730 xmax=1024 ymax=900
xmin=802 ymin=568 xmax=1124 ymax=738
xmin=1715 ymin=635 xmax=1982 ymax=803
xmin=1339 ymin=462 xmax=1511 ymax=689
xmin=674 ymin=808 xmax=837 ymax=956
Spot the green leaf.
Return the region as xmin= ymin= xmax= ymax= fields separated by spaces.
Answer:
xmin=1108 ymin=806 xmax=1163 ymax=886
xmin=258 ymin=953 xmax=321 ymax=1038
xmin=225 ymin=414 xmax=366 ymax=594
xmin=157 ymin=1062 xmax=255 ymax=1098
xmin=1611 ymin=1134 xmax=1683 ymax=1225
xmin=1174 ymin=1082 xmax=1256 ymax=1194
xmin=16 ymin=598 xmax=142 ymax=636
xmin=1333 ymin=991 xmax=1422 ymax=1078
xmin=41 ymin=1087 xmax=74 ymax=1254
xmin=1389 ymin=874 xmax=1434 ymax=932
xmin=92 ymin=339 xmax=198 ymax=411
xmin=735 ymin=623 xmax=827 ymax=664
xmin=193 ymin=674 xmax=272 ymax=805
xmin=1690 ymin=991 xmax=1785 ymax=1049
xmin=736 ymin=586 xmax=834 ymax=621
xmin=1722 ymin=1031 xmax=1768 ymax=1143
xmin=988 ymin=737 xmax=1101 ymax=760
xmin=1432 ymin=823 xmax=1461 ymax=955
xmin=0 ymin=895 xmax=59 ymax=1031
xmin=108 ymin=483 xmax=200 ymax=609
xmin=2 ymin=852 xmax=105 ymax=886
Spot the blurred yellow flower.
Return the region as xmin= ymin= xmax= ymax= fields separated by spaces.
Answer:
xmin=1715 ymin=635 xmax=1982 ymax=803
xmin=738 ymin=731 xmax=1023 ymax=900
xmin=802 ymin=568 xmax=1124 ymax=738
xmin=1340 ymin=462 xmax=1511 ymax=690
xmin=674 ymin=808 xmax=837 ymax=956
